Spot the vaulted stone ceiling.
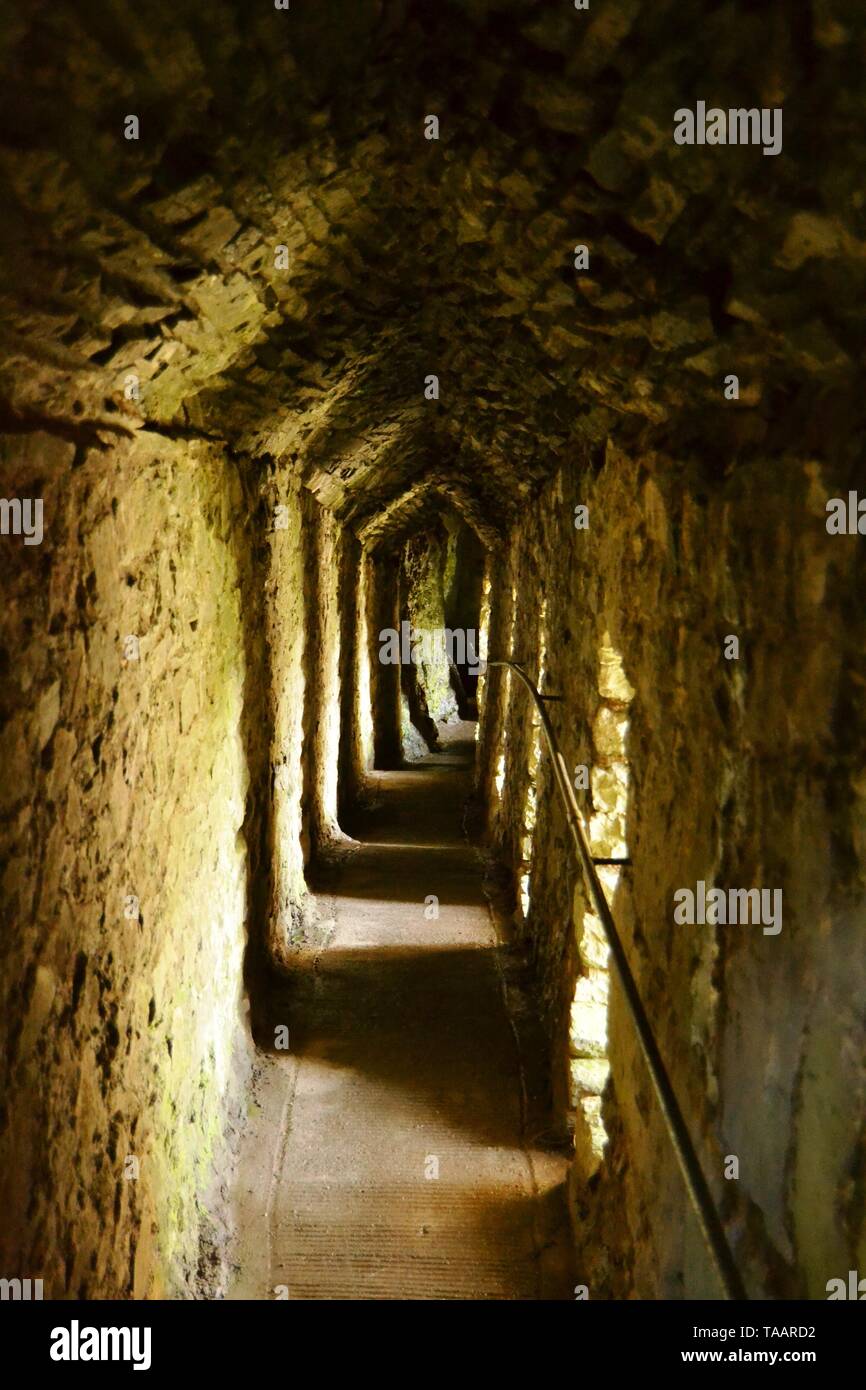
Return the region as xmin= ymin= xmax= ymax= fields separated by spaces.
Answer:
xmin=1 ymin=0 xmax=863 ymax=538
xmin=358 ymin=478 xmax=503 ymax=553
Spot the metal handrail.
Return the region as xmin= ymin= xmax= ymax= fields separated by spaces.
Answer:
xmin=486 ymin=659 xmax=747 ymax=1301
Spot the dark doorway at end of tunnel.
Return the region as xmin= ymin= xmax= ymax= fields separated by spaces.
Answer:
xmin=397 ymin=516 xmax=486 ymax=760
xmin=444 ymin=517 xmax=486 ymax=714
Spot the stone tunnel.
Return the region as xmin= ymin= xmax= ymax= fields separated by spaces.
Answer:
xmin=1 ymin=0 xmax=865 ymax=1307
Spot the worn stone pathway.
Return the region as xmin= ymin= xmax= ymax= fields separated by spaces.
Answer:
xmin=229 ymin=724 xmax=574 ymax=1300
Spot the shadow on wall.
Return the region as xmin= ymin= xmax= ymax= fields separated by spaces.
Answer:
xmin=233 ymin=488 xmax=278 ymax=1004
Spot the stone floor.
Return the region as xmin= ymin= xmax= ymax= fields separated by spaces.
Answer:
xmin=228 ymin=722 xmax=574 ymax=1300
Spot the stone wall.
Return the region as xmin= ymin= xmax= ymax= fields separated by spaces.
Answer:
xmin=302 ymin=495 xmax=342 ymax=858
xmin=482 ymin=442 xmax=866 ymax=1298
xmin=337 ymin=531 xmax=366 ymax=823
xmin=260 ymin=471 xmax=318 ymax=965
xmin=365 ymin=549 xmax=402 ymax=771
xmin=0 ymin=429 xmax=274 ymax=1296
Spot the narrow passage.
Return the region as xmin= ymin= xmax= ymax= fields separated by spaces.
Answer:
xmin=230 ymin=724 xmax=574 ymax=1300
